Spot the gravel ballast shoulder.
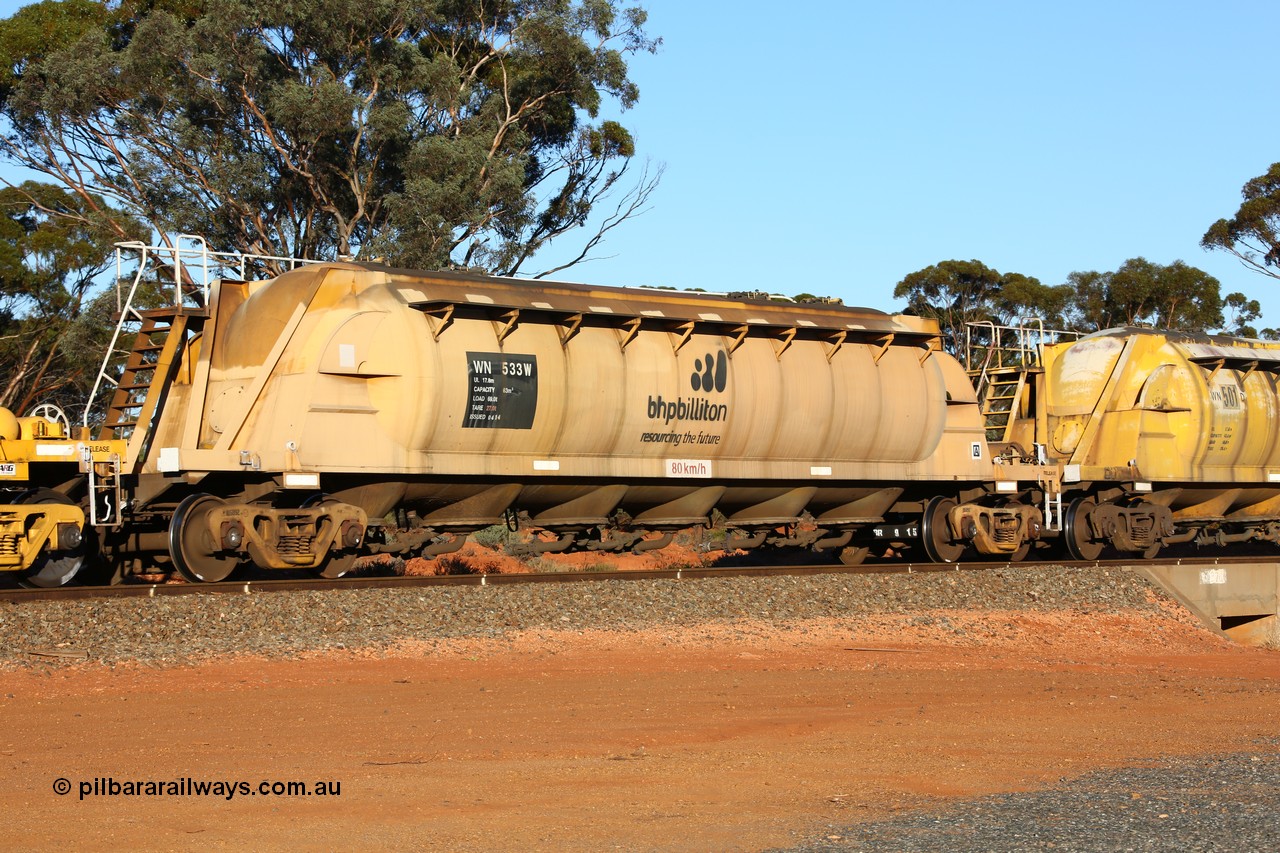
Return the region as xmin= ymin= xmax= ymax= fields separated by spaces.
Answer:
xmin=779 ymin=749 xmax=1280 ymax=852
xmin=0 ymin=565 xmax=1192 ymax=665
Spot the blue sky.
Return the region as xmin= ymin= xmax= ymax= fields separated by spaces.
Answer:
xmin=532 ymin=1 xmax=1280 ymax=327
xmin=3 ymin=1 xmax=1278 ymax=327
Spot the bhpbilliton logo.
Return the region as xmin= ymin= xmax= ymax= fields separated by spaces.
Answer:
xmin=647 ymin=350 xmax=729 ymax=424
xmin=691 ymin=351 xmax=728 ymax=393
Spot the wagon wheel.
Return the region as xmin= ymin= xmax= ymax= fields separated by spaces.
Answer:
xmin=1063 ymin=497 xmax=1104 ymax=561
xmin=25 ymin=403 xmax=70 ymax=435
xmin=169 ymin=493 xmax=241 ymax=583
xmin=1139 ymin=541 xmax=1161 ymax=560
xmin=920 ymin=496 xmax=964 ymax=563
xmin=306 ymin=496 xmax=359 ymax=579
xmin=17 ymin=489 xmax=91 ymax=588
xmin=1009 ymin=539 xmax=1032 ymax=562
xmin=312 ymin=549 xmax=358 ymax=579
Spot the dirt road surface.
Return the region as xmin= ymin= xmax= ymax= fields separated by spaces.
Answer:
xmin=2 ymin=607 xmax=1278 ymax=851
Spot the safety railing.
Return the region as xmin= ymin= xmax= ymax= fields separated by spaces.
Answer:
xmin=111 ymin=234 xmax=321 ymax=310
xmin=85 ymin=236 xmax=324 ymax=430
xmin=966 ymin=319 xmax=1083 ymax=381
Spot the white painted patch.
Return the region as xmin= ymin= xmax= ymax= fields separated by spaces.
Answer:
xmin=1063 ymin=464 xmax=1082 ymax=483
xmin=35 ymin=444 xmax=75 ymax=457
xmin=533 ymin=460 xmax=560 ymax=471
xmin=996 ymin=480 xmax=1018 ymax=493
xmin=698 ymin=313 xmax=723 ymax=321
xmin=283 ymin=472 xmax=321 ymax=489
xmin=1200 ymin=568 xmax=1227 ymax=585
xmin=590 ymin=305 xmax=614 ymax=313
xmin=158 ymin=447 xmax=181 ymax=473
xmin=810 ymin=466 xmax=832 ymax=476
xmin=338 ymin=343 xmax=356 ymax=368
xmin=1133 ymin=482 xmax=1152 ymax=492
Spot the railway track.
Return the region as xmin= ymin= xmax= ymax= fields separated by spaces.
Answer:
xmin=0 ymin=554 xmax=1266 ymax=605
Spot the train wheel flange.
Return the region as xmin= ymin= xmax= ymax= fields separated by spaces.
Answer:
xmin=920 ymin=496 xmax=964 ymax=563
xmin=17 ymin=488 xmax=89 ymax=588
xmin=169 ymin=494 xmax=241 ymax=583
xmin=304 ymin=496 xmax=359 ymax=579
xmin=1063 ymin=498 xmax=1104 ymax=561
xmin=311 ymin=552 xmax=358 ymax=579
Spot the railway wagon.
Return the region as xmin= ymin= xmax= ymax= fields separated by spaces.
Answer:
xmin=994 ymin=326 xmax=1280 ymax=559
xmin=0 ymin=407 xmax=125 ymax=586
xmin=92 ymin=259 xmax=1053 ymax=582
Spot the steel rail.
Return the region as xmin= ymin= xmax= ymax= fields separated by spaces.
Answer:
xmin=1 ymin=554 xmax=1270 ymax=605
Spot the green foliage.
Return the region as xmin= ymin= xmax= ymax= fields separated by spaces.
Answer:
xmin=1221 ymin=292 xmax=1279 ymax=340
xmin=0 ymin=0 xmax=109 ymax=98
xmin=0 ymin=0 xmax=661 ymax=274
xmin=1064 ymin=258 xmax=1223 ymax=333
xmin=1203 ymin=162 xmax=1280 ymax=280
xmin=0 ymin=181 xmax=147 ymax=416
xmin=989 ymin=272 xmax=1072 ymax=328
xmin=470 ymin=524 xmax=511 ymax=548
xmin=895 ymin=256 xmax=1246 ymax=356
xmin=893 ymin=259 xmax=1071 ymax=358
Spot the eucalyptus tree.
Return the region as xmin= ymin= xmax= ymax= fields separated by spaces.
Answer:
xmin=1203 ymin=162 xmax=1280 ymax=282
xmin=1064 ymin=258 xmax=1223 ymax=333
xmin=893 ymin=259 xmax=1070 ymax=362
xmin=0 ymin=0 xmax=661 ymax=275
xmin=1221 ymin=291 xmax=1275 ymax=339
xmin=0 ymin=181 xmax=148 ymax=414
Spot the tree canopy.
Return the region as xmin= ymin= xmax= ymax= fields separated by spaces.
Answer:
xmin=1203 ymin=162 xmax=1280 ymax=281
xmin=1062 ymin=258 xmax=1224 ymax=333
xmin=0 ymin=0 xmax=660 ymax=275
xmin=892 ymin=259 xmax=1072 ymax=360
xmin=0 ymin=181 xmax=147 ymax=415
xmin=895 ymin=257 xmax=1261 ymax=358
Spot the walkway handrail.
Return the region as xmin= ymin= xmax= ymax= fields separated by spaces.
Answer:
xmin=965 ymin=319 xmax=1083 ymax=374
xmin=85 ymin=238 xmax=325 ymax=429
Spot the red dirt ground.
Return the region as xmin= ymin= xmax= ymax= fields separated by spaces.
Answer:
xmin=2 ymin=605 xmax=1278 ymax=851
xmin=398 ymin=537 xmax=714 ymax=576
